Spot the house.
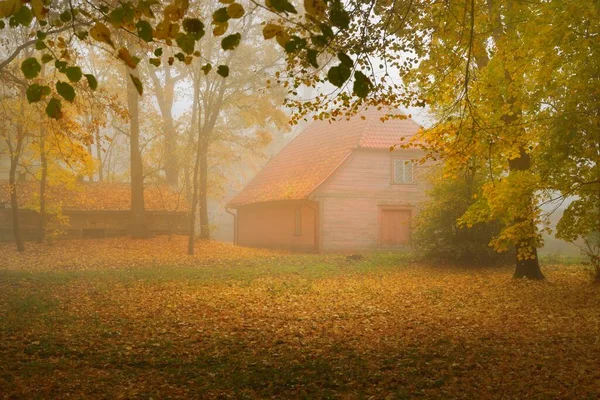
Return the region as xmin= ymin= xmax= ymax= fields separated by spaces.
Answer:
xmin=226 ymin=109 xmax=429 ymax=252
xmin=0 ymin=181 xmax=189 ymax=241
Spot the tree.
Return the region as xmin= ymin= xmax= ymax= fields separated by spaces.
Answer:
xmin=2 ymin=89 xmax=28 ymax=252
xmin=390 ymin=0 xmax=599 ymax=278
xmin=126 ymin=64 xmax=148 ymax=239
xmin=187 ymin=8 xmax=288 ymax=253
xmin=148 ymin=57 xmax=186 ymax=188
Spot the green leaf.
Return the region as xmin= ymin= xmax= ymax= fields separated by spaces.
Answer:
xmin=330 ymin=1 xmax=350 ymax=29
xmin=174 ymin=52 xmax=185 ymax=62
xmin=130 ymin=74 xmax=143 ymax=96
xmin=149 ymin=58 xmax=161 ymax=67
xmin=320 ymin=23 xmax=334 ymax=38
xmin=270 ymin=0 xmax=297 ymax=14
xmin=65 ymin=66 xmax=82 ymax=82
xmin=76 ymin=30 xmax=89 ymax=40
xmin=136 ymin=20 xmax=153 ymax=42
xmin=310 ymin=35 xmax=327 ymax=47
xmin=110 ymin=4 xmax=134 ymax=28
xmin=36 ymin=30 xmax=47 ymax=40
xmin=41 ymin=54 xmax=53 ymax=64
xmin=56 ymin=81 xmax=76 ymax=102
xmin=26 ymin=84 xmax=45 ymax=103
xmin=284 ymin=36 xmax=307 ymax=53
xmin=0 ymin=21 xmax=5 ymax=30
xmin=13 ymin=5 xmax=33 ymax=26
xmin=154 ymin=48 xmax=163 ymax=57
xmin=183 ymin=18 xmax=205 ymax=40
xmin=338 ymin=52 xmax=353 ymax=68
xmin=176 ymin=33 xmax=195 ymax=55
xmin=54 ymin=60 xmax=67 ymax=72
xmin=60 ymin=10 xmax=72 ymax=22
xmin=85 ymin=74 xmax=98 ymax=90
xmin=46 ymin=98 xmax=62 ymax=119
xmin=217 ymin=65 xmax=229 ymax=78
xmin=352 ymin=70 xmax=373 ymax=98
xmin=201 ymin=63 xmax=212 ymax=75
xmin=213 ymin=8 xmax=230 ymax=23
xmin=221 ymin=33 xmax=241 ymax=51
xmin=307 ymin=49 xmax=319 ymax=68
xmin=327 ymin=64 xmax=351 ymax=87
xmin=21 ymin=58 xmax=41 ymax=79
xmin=35 ymin=40 xmax=46 ymax=50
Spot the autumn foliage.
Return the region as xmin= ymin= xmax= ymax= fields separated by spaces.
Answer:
xmin=1 ymin=237 xmax=599 ymax=398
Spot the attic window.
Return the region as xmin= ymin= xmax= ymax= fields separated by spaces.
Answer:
xmin=393 ymin=160 xmax=414 ymax=184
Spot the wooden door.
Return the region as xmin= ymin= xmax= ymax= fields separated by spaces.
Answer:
xmin=380 ymin=209 xmax=411 ymax=246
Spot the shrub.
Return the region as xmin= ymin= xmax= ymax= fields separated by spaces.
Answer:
xmin=413 ymin=167 xmax=510 ymax=266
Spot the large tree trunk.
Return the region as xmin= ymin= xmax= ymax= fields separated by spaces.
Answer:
xmin=509 ymin=150 xmax=544 ymax=279
xmin=126 ymin=68 xmax=147 ymax=239
xmin=496 ymin=0 xmax=544 ymax=280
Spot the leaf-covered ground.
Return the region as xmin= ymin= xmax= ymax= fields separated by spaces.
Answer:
xmin=1 ymin=237 xmax=599 ymax=399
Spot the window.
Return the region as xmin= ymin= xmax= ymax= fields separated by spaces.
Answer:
xmin=294 ymin=210 xmax=302 ymax=235
xmin=393 ymin=159 xmax=414 ymax=184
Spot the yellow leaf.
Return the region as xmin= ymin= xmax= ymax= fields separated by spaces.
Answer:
xmin=118 ymin=48 xmax=139 ymax=69
xmin=0 ymin=0 xmax=21 ymax=19
xmin=31 ymin=0 xmax=45 ymax=20
xmin=263 ymin=23 xmax=282 ymax=40
xmin=90 ymin=23 xmax=114 ymax=48
xmin=213 ymin=22 xmax=228 ymax=37
xmin=276 ymin=31 xmax=290 ymax=48
xmin=304 ymin=0 xmax=326 ymax=19
xmin=227 ymin=3 xmax=244 ymax=19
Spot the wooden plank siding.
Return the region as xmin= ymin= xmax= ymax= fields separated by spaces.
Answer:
xmin=236 ymin=201 xmax=318 ymax=251
xmin=312 ymin=148 xmax=429 ymax=251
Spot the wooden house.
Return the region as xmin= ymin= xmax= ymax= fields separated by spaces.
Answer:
xmin=227 ymin=109 xmax=429 ymax=252
xmin=0 ymin=181 xmax=188 ymax=241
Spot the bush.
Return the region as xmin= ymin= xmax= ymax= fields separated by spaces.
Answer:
xmin=413 ymin=167 xmax=510 ymax=266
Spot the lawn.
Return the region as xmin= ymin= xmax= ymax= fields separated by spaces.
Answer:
xmin=1 ymin=237 xmax=598 ymax=399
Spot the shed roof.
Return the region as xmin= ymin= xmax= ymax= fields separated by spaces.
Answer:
xmin=0 ymin=181 xmax=188 ymax=212
xmin=228 ymin=109 xmax=421 ymax=207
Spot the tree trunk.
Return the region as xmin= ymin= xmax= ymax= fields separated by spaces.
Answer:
xmin=8 ymin=159 xmax=24 ymax=252
xmin=188 ymin=80 xmax=202 ymax=255
xmin=38 ymin=126 xmax=47 ymax=244
xmin=164 ymin=116 xmax=178 ymax=188
xmin=188 ymin=129 xmax=202 ymax=255
xmin=96 ymin=130 xmax=103 ymax=181
xmin=150 ymin=65 xmax=180 ymax=188
xmin=508 ymin=149 xmax=544 ymax=280
xmin=198 ymin=135 xmax=210 ymax=240
xmin=126 ymin=67 xmax=147 ymax=239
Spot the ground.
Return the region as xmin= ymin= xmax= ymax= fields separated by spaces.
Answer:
xmin=1 ymin=237 xmax=599 ymax=399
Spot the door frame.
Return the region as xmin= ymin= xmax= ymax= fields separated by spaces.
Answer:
xmin=377 ymin=205 xmax=414 ymax=247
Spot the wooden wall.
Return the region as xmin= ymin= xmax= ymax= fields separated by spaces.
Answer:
xmin=0 ymin=209 xmax=188 ymax=241
xmin=236 ymin=201 xmax=318 ymax=251
xmin=312 ymin=149 xmax=429 ymax=251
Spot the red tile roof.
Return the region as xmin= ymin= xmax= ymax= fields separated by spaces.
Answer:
xmin=228 ymin=109 xmax=421 ymax=207
xmin=0 ymin=181 xmax=188 ymax=212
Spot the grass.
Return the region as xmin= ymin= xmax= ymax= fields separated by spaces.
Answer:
xmin=0 ymin=236 xmax=599 ymax=399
